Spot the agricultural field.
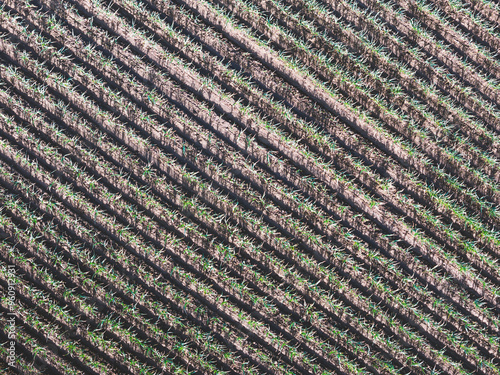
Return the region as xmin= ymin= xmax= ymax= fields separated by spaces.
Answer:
xmin=0 ymin=0 xmax=499 ymax=373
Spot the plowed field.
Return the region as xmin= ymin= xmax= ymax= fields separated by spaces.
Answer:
xmin=0 ymin=0 xmax=499 ymax=374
